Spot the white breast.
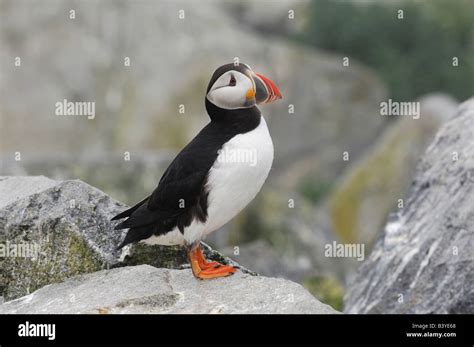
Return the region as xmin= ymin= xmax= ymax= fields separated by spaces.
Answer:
xmin=142 ymin=115 xmax=274 ymax=247
xmin=199 ymin=115 xmax=274 ymax=239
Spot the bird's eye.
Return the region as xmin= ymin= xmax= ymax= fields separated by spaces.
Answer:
xmin=229 ymin=74 xmax=236 ymax=87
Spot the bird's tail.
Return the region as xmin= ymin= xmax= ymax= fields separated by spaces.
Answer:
xmin=111 ymin=196 xmax=149 ymax=221
xmin=116 ymin=224 xmax=157 ymax=250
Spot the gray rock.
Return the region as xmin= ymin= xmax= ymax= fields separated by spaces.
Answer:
xmin=0 ymin=176 xmax=248 ymax=301
xmin=0 ymin=176 xmax=126 ymax=301
xmin=344 ymin=98 xmax=474 ymax=314
xmin=328 ymin=93 xmax=458 ymax=248
xmin=0 ymin=264 xmax=338 ymax=314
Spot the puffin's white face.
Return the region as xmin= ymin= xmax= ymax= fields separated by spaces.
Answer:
xmin=206 ymin=70 xmax=256 ymax=110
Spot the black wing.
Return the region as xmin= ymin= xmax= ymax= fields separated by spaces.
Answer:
xmin=112 ymin=122 xmax=228 ymax=248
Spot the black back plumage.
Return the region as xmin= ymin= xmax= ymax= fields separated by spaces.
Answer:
xmin=113 ymin=64 xmax=261 ymax=249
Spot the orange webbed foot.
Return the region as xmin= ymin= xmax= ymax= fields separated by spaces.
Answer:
xmin=188 ymin=245 xmax=237 ymax=279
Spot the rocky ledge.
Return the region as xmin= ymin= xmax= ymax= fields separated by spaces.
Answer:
xmin=0 ymin=175 xmax=256 ymax=302
xmin=0 ymin=264 xmax=337 ymax=314
xmin=0 ymin=175 xmax=337 ymax=313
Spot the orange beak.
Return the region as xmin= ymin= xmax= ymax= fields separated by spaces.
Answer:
xmin=253 ymin=72 xmax=282 ymax=104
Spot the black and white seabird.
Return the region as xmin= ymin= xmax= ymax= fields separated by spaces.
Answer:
xmin=112 ymin=63 xmax=282 ymax=279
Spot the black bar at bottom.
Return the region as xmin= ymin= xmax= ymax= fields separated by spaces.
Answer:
xmin=0 ymin=314 xmax=472 ymax=345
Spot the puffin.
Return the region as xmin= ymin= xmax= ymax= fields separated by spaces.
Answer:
xmin=112 ymin=62 xmax=282 ymax=279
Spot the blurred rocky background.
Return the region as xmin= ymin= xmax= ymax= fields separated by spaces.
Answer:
xmin=1 ymin=0 xmax=473 ymax=312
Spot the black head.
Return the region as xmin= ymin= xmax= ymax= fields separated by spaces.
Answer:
xmin=205 ymin=62 xmax=282 ymax=121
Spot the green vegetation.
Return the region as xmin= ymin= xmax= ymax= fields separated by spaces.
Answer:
xmin=329 ymin=120 xmax=416 ymax=244
xmin=300 ymin=0 xmax=474 ymax=100
xmin=303 ymin=276 xmax=344 ymax=311
xmin=120 ymin=243 xmax=188 ymax=269
xmin=299 ymin=178 xmax=333 ymax=204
